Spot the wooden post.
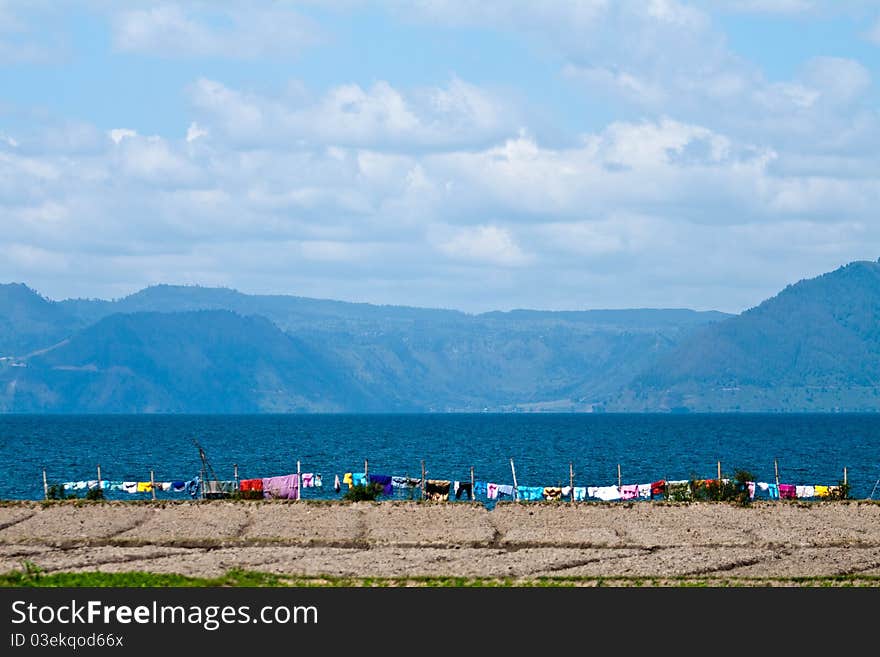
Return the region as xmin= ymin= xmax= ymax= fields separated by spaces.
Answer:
xmin=364 ymin=459 xmax=368 ymax=480
xmin=569 ymin=462 xmax=574 ymax=500
xmin=150 ymin=469 xmax=156 ymax=500
xmin=42 ymin=469 xmax=49 ymax=500
xmin=97 ymin=464 xmax=102 ymax=490
xmin=617 ymin=463 xmax=622 ymax=490
xmin=233 ymin=464 xmax=239 ymax=490
xmin=843 ymin=467 xmax=848 ymax=486
xmin=470 ymin=466 xmax=475 ymax=501
xmin=297 ymin=460 xmax=301 ymax=501
xmin=774 ymin=459 xmax=780 ymax=488
xmin=717 ymin=460 xmax=721 ymax=482
xmin=509 ymin=458 xmax=518 ymax=500
xmin=421 ymin=460 xmax=426 ymax=500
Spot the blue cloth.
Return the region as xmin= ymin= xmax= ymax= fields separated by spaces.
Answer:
xmin=369 ymin=474 xmax=393 ymax=496
xmin=352 ymin=472 xmax=367 ymax=486
xmin=171 ymin=480 xmax=186 ymax=492
xmin=187 ymin=476 xmax=201 ymax=498
xmin=573 ymin=486 xmax=587 ymax=501
xmin=767 ymin=483 xmax=780 ymax=500
xmin=517 ymin=486 xmax=544 ymax=501
xmin=474 ymin=481 xmax=488 ymax=496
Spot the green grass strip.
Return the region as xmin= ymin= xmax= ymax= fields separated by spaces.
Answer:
xmin=3 ymin=566 xmax=880 ymax=588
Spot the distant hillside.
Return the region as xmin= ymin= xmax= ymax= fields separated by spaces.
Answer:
xmin=0 ymin=283 xmax=728 ymax=412
xmin=0 ymin=311 xmax=374 ymax=413
xmin=0 ymin=284 xmax=79 ymax=357
xmin=605 ymin=260 xmax=880 ymax=412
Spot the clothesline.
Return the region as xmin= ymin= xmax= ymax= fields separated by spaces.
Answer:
xmin=51 ymin=466 xmax=846 ymax=502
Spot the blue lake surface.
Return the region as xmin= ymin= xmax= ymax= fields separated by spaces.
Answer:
xmin=1 ymin=414 xmax=878 ymax=500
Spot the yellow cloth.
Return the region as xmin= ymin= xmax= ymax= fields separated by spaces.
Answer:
xmin=543 ymin=487 xmax=563 ymax=501
xmin=343 ymin=472 xmax=353 ymax=489
xmin=137 ymin=481 xmax=153 ymax=492
xmin=814 ymin=485 xmax=829 ymax=497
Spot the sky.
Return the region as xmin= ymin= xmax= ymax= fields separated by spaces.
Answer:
xmin=2 ymin=1 xmax=880 ymax=313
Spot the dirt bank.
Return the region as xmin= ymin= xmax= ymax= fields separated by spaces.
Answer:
xmin=1 ymin=500 xmax=879 ymax=582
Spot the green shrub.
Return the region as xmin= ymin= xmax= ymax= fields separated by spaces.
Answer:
xmin=85 ymin=487 xmax=105 ymax=501
xmin=343 ymin=482 xmax=384 ymax=501
xmin=45 ymin=484 xmax=76 ymax=500
xmin=826 ymin=481 xmax=850 ymax=501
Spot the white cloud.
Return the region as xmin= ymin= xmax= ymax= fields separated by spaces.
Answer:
xmin=188 ymin=76 xmax=519 ymax=149
xmin=109 ymin=128 xmax=137 ymax=144
xmin=111 ymin=3 xmax=319 ymax=59
xmin=708 ymin=0 xmax=816 ymax=13
xmin=185 ymin=122 xmax=207 ymax=142
xmin=4 ymin=109 xmax=880 ymax=311
xmin=868 ymin=18 xmax=880 ymax=44
xmin=436 ymin=225 xmax=531 ymax=267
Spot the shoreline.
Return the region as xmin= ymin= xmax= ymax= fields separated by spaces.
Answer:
xmin=2 ymin=500 xmax=879 ymax=584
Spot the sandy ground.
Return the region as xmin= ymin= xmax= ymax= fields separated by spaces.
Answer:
xmin=1 ymin=500 xmax=879 ymax=583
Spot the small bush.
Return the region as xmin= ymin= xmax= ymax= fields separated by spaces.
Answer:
xmin=45 ymin=484 xmax=76 ymax=500
xmin=232 ymin=490 xmax=264 ymax=500
xmin=343 ymin=482 xmax=383 ymax=501
xmin=85 ymin=487 xmax=105 ymax=501
xmin=826 ymin=481 xmax=850 ymax=501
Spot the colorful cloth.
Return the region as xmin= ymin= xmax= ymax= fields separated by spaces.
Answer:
xmin=497 ymin=484 xmax=515 ymax=498
xmin=766 ymin=483 xmax=780 ymax=500
xmin=651 ymin=480 xmax=666 ymax=498
xmin=425 ymin=479 xmax=450 ymax=501
xmin=343 ymin=473 xmax=353 ymax=488
xmin=239 ymin=478 xmax=263 ymax=492
xmin=136 ymin=482 xmax=153 ymax=493
xmin=589 ymin=486 xmax=622 ymax=501
xmin=542 ymin=487 xmax=563 ymax=501
xmin=619 ymin=484 xmax=639 ymax=500
xmin=262 ymin=474 xmax=299 ymax=500
xmin=171 ymin=480 xmax=186 ymax=492
xmin=302 ymin=473 xmax=315 ymax=488
xmin=487 ymin=483 xmax=499 ymax=500
xmin=747 ymin=482 xmax=756 ymax=499
xmin=334 ymin=474 xmax=341 ymax=493
xmin=572 ymin=486 xmax=587 ymax=501
xmin=474 ymin=481 xmax=488 ymax=495
xmin=637 ymin=483 xmax=651 ymax=499
xmin=778 ymin=484 xmax=796 ymax=499
xmin=455 ymin=482 xmax=474 ymax=500
xmin=517 ymin=486 xmax=544 ymax=501
xmin=369 ymin=474 xmax=393 ymax=496
xmin=352 ymin=473 xmax=367 ymax=487
xmin=796 ymin=485 xmax=815 ymax=499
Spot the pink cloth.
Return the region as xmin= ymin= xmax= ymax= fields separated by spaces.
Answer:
xmin=262 ymin=474 xmax=300 ymax=500
xmin=487 ymin=483 xmax=499 ymax=500
xmin=747 ymin=481 xmax=756 ymax=500
xmin=778 ymin=484 xmax=796 ymax=500
xmin=302 ymin=473 xmax=314 ymax=488
xmin=620 ymin=484 xmax=639 ymax=500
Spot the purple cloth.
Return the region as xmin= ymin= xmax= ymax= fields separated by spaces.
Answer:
xmin=620 ymin=484 xmax=639 ymax=500
xmin=262 ymin=474 xmax=299 ymax=500
xmin=369 ymin=474 xmax=393 ymax=496
xmin=778 ymin=484 xmax=797 ymax=500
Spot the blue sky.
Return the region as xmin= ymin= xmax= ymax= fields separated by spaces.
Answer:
xmin=2 ymin=1 xmax=880 ymax=313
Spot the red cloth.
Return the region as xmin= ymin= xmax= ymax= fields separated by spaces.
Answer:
xmin=240 ymin=478 xmax=263 ymax=492
xmin=650 ymin=480 xmax=666 ymax=497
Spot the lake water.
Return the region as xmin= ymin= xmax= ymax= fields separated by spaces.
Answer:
xmin=1 ymin=413 xmax=878 ymax=500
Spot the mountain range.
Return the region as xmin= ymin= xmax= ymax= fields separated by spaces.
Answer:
xmin=2 ymin=259 xmax=880 ymax=413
